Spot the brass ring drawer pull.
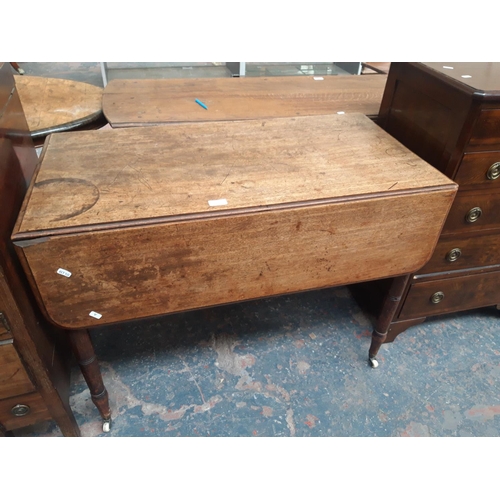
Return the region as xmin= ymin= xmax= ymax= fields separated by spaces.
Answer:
xmin=465 ymin=207 xmax=482 ymax=223
xmin=446 ymin=248 xmax=462 ymax=262
xmin=430 ymin=291 xmax=445 ymax=304
xmin=487 ymin=162 xmax=500 ymax=180
xmin=11 ymin=404 xmax=31 ymax=417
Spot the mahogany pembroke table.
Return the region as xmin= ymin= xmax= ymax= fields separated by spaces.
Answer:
xmin=12 ymin=113 xmax=457 ymax=431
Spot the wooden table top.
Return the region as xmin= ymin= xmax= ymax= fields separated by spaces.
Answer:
xmin=14 ymin=75 xmax=103 ymax=138
xmin=14 ymin=113 xmax=455 ymax=238
xmin=102 ymin=75 xmax=387 ymax=127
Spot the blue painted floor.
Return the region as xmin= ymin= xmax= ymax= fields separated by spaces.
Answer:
xmin=11 ymin=62 xmax=500 ymax=437
xmin=16 ymin=286 xmax=500 ymax=437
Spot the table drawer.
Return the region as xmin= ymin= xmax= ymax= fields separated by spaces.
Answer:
xmin=0 ymin=392 xmax=51 ymax=431
xmin=0 ymin=342 xmax=36 ymax=399
xmin=399 ymin=270 xmax=500 ymax=320
xmin=418 ymin=230 xmax=500 ymax=275
xmin=455 ymin=152 xmax=500 ymax=188
xmin=442 ymin=190 xmax=500 ymax=233
xmin=469 ymin=109 xmax=500 ymax=148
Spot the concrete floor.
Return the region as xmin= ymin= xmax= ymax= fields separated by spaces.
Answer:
xmin=11 ymin=62 xmax=500 ymax=437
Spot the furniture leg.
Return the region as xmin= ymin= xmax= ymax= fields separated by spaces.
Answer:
xmin=9 ymin=62 xmax=25 ymax=75
xmin=368 ymin=274 xmax=411 ymax=368
xmin=68 ymin=329 xmax=111 ymax=432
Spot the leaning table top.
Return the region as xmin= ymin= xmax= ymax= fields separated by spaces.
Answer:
xmin=102 ymin=75 xmax=387 ymax=127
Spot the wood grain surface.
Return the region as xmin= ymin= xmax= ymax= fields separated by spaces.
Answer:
xmin=422 ymin=63 xmax=500 ymax=95
xmin=399 ymin=269 xmax=500 ymax=320
xmin=16 ymin=190 xmax=455 ymax=329
xmin=0 ymin=343 xmax=36 ymax=399
xmin=417 ymin=228 xmax=500 ymax=275
xmin=14 ymin=113 xmax=455 ymax=236
xmin=14 ymin=75 xmax=103 ymax=137
xmin=102 ymin=75 xmax=387 ymax=127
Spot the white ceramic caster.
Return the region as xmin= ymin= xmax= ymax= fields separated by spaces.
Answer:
xmin=103 ymin=419 xmax=111 ymax=432
xmin=369 ymin=357 xmax=379 ymax=368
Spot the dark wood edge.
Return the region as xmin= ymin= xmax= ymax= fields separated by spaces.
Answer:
xmin=414 ymin=63 xmax=485 ymax=98
xmin=29 ymin=111 xmax=105 ymax=139
xmin=106 ymin=113 xmax=381 ymax=128
xmin=361 ymin=63 xmax=388 ymax=75
xmin=414 ymin=263 xmax=500 ymax=281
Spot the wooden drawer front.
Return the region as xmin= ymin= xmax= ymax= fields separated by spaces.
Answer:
xmin=0 ymin=342 xmax=35 ymax=399
xmin=0 ymin=392 xmax=51 ymax=431
xmin=399 ymin=270 xmax=500 ymax=320
xmin=455 ymin=152 xmax=500 ymax=188
xmin=469 ymin=109 xmax=500 ymax=148
xmin=442 ymin=190 xmax=500 ymax=233
xmin=418 ymin=231 xmax=500 ymax=275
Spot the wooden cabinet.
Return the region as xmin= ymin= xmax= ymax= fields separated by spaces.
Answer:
xmin=0 ymin=62 xmax=79 ymax=436
xmin=351 ymin=62 xmax=500 ymax=340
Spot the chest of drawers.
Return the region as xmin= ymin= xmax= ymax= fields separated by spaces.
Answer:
xmin=351 ymin=62 xmax=500 ymax=340
xmin=0 ymin=62 xmax=79 ymax=436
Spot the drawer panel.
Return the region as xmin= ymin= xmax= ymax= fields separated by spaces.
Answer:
xmin=0 ymin=392 xmax=51 ymax=431
xmin=469 ymin=109 xmax=500 ymax=148
xmin=0 ymin=342 xmax=35 ymax=399
xmin=399 ymin=270 xmax=500 ymax=320
xmin=418 ymin=230 xmax=500 ymax=274
xmin=455 ymin=152 xmax=500 ymax=188
xmin=442 ymin=190 xmax=500 ymax=233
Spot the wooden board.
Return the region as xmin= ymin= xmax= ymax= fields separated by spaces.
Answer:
xmin=12 ymin=113 xmax=457 ymax=330
xmin=14 ymin=75 xmax=103 ymax=138
xmin=102 ymin=75 xmax=387 ymax=127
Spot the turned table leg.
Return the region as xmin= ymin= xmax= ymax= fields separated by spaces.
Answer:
xmin=68 ymin=329 xmax=112 ymax=432
xmin=368 ymin=274 xmax=411 ymax=368
xmin=9 ymin=62 xmax=25 ymax=74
